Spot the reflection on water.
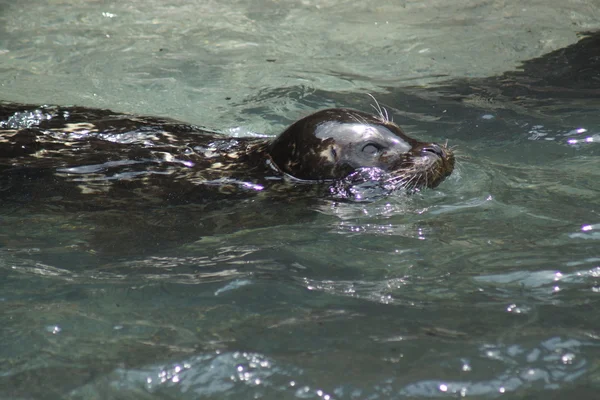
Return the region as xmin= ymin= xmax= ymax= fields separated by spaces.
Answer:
xmin=1 ymin=2 xmax=600 ymax=399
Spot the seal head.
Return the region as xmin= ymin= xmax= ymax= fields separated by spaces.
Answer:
xmin=268 ymin=108 xmax=454 ymax=191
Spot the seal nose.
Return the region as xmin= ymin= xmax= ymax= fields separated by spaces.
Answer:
xmin=421 ymin=143 xmax=445 ymax=158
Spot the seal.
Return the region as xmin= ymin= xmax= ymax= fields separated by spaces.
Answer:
xmin=0 ymin=103 xmax=454 ymax=206
xmin=0 ymin=102 xmax=454 ymax=255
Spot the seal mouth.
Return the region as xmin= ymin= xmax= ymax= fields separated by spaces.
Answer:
xmin=385 ymin=142 xmax=455 ymax=191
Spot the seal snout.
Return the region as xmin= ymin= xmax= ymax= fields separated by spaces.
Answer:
xmin=420 ymin=143 xmax=445 ymax=158
xmin=418 ymin=142 xmax=454 ymax=168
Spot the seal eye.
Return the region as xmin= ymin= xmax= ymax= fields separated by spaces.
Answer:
xmin=362 ymin=143 xmax=381 ymax=155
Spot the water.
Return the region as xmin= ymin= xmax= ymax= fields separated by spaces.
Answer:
xmin=1 ymin=0 xmax=600 ymax=399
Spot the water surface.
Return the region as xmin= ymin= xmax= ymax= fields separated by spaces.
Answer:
xmin=1 ymin=1 xmax=600 ymax=399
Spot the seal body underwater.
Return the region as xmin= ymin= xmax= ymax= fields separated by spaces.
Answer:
xmin=0 ymin=103 xmax=454 ymax=255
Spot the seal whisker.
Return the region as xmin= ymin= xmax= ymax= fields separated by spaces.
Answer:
xmin=367 ymin=93 xmax=389 ymax=123
xmin=348 ymin=112 xmax=365 ymax=125
xmin=408 ymin=173 xmax=420 ymax=190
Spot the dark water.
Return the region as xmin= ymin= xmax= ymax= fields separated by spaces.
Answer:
xmin=2 ymin=2 xmax=600 ymax=399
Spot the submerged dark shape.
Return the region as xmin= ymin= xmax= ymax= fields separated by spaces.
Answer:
xmin=0 ymin=103 xmax=454 ymax=255
xmin=431 ymin=30 xmax=600 ymax=117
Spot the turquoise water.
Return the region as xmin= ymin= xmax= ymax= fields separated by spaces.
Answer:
xmin=1 ymin=1 xmax=600 ymax=399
